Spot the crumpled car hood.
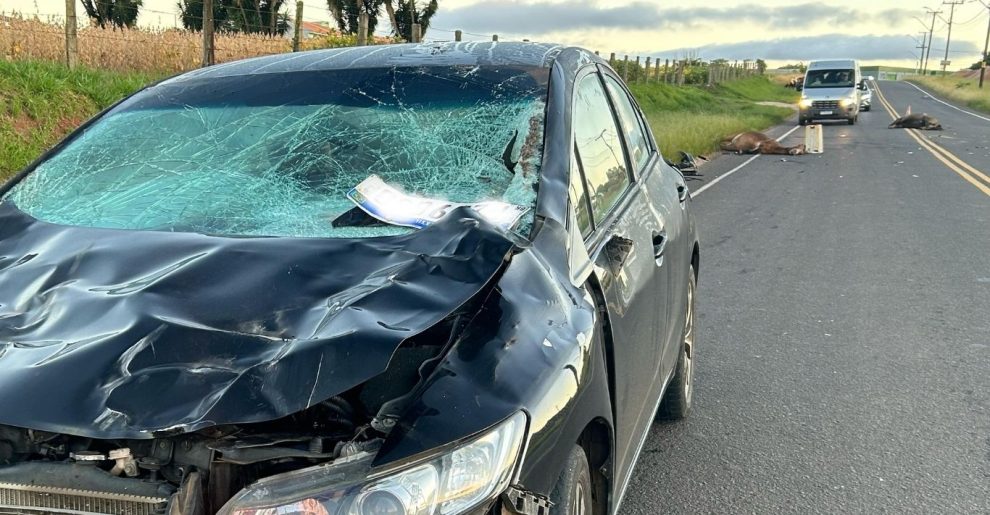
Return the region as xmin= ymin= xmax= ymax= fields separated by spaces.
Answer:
xmin=0 ymin=202 xmax=514 ymax=439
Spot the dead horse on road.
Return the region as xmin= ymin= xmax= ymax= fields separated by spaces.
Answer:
xmin=719 ymin=131 xmax=807 ymax=155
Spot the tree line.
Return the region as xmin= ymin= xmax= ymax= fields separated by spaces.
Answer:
xmin=77 ymin=0 xmax=440 ymax=41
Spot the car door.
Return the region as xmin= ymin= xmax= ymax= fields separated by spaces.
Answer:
xmin=569 ymin=68 xmax=670 ymax=491
xmin=599 ymin=69 xmax=691 ymax=374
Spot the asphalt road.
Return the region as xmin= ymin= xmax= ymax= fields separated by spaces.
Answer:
xmin=620 ymin=81 xmax=990 ymax=514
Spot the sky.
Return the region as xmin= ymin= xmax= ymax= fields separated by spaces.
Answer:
xmin=3 ymin=0 xmax=988 ymax=69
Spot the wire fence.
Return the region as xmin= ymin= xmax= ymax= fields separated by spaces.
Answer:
xmin=3 ymin=8 xmax=765 ymax=86
xmin=601 ymin=53 xmax=764 ymax=86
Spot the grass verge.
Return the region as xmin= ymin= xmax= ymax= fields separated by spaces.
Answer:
xmin=629 ymin=76 xmax=797 ymax=158
xmin=1 ymin=62 xmax=796 ymax=183
xmin=909 ymin=75 xmax=990 ymax=114
xmin=0 ymin=60 xmax=160 ymax=182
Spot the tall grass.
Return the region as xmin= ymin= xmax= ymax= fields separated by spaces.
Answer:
xmin=0 ymin=15 xmax=346 ymax=74
xmin=910 ymin=74 xmax=990 ymax=114
xmin=1 ymin=15 xmax=398 ymax=75
xmin=0 ymin=60 xmax=156 ymax=180
xmin=630 ymin=77 xmax=796 ymax=158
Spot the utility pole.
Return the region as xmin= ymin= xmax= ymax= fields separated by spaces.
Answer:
xmin=202 ymin=0 xmax=215 ymax=66
xmin=64 ymin=0 xmax=78 ymax=69
xmin=923 ymin=8 xmax=941 ymax=75
xmin=915 ymin=32 xmax=928 ymax=74
xmin=941 ymin=1 xmax=965 ymax=76
xmin=981 ymin=2 xmax=990 ymax=88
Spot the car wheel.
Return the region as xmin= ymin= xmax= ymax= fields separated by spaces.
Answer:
xmin=799 ymin=118 xmax=808 ymax=126
xmin=658 ymin=265 xmax=696 ymax=420
xmin=847 ymin=117 xmax=856 ymax=125
xmin=863 ymin=105 xmax=871 ymax=112
xmin=549 ymin=446 xmax=593 ymax=515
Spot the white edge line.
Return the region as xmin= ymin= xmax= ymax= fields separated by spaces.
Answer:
xmin=902 ymin=81 xmax=990 ymax=123
xmin=692 ymin=125 xmax=802 ymax=197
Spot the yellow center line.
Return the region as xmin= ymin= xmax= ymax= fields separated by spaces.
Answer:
xmin=872 ymin=82 xmax=990 ymax=197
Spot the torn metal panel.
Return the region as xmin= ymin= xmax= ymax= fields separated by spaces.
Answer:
xmin=372 ymin=218 xmax=597 ymax=474
xmin=0 ymin=203 xmax=513 ymax=438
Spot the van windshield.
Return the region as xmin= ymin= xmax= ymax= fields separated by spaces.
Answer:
xmin=804 ymin=69 xmax=855 ymax=89
xmin=2 ymin=66 xmax=549 ymax=239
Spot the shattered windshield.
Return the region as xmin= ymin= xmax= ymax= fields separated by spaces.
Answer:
xmin=3 ymin=65 xmax=549 ymax=238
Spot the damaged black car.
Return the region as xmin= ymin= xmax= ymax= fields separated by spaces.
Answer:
xmin=0 ymin=42 xmax=699 ymax=515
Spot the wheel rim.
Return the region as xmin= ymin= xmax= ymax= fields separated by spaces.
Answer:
xmin=574 ymin=482 xmax=588 ymax=515
xmin=683 ymin=274 xmax=696 ymax=403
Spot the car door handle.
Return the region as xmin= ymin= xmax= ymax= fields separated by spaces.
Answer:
xmin=652 ymin=231 xmax=667 ymax=266
xmin=676 ymin=182 xmax=688 ymax=203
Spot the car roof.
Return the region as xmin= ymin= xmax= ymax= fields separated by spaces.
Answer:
xmin=807 ymin=59 xmax=858 ymax=70
xmin=164 ymin=42 xmax=580 ymax=84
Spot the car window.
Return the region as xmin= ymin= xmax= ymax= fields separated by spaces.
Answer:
xmin=569 ymin=149 xmax=593 ymax=238
xmin=573 ymin=73 xmax=631 ymax=223
xmin=2 ymin=66 xmax=550 ymax=238
xmin=603 ymin=75 xmax=651 ymax=172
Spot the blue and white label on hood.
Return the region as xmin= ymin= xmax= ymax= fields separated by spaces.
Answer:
xmin=347 ymin=175 xmax=529 ymax=231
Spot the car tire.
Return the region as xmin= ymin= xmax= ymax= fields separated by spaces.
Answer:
xmin=549 ymin=446 xmax=593 ymax=515
xmin=847 ymin=117 xmax=856 ymax=125
xmin=658 ymin=265 xmax=696 ymax=421
xmin=863 ymin=105 xmax=871 ymax=112
xmin=799 ymin=118 xmax=808 ymax=126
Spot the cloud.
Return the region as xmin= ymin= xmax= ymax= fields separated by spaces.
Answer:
xmin=431 ymin=1 xmax=914 ymax=36
xmin=650 ymin=34 xmax=981 ymax=61
xmin=431 ymin=1 xmax=665 ymax=34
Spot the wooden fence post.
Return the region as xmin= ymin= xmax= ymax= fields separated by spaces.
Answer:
xmin=492 ymin=34 xmax=498 ymax=42
xmin=64 ymin=0 xmax=78 ymax=69
xmin=454 ymin=30 xmax=462 ymax=41
xmin=654 ymin=59 xmax=660 ymax=83
xmin=292 ymin=1 xmax=303 ymax=51
xmin=609 ymin=52 xmax=616 ymax=67
xmin=644 ymin=57 xmax=651 ymax=83
xmin=411 ymin=23 xmax=422 ymax=42
xmin=664 ymin=59 xmax=670 ymax=83
xmin=622 ymin=55 xmax=629 ymax=82
xmin=357 ymin=11 xmax=368 ymax=45
xmin=634 ymin=56 xmax=641 ymax=83
xmin=202 ymin=0 xmax=215 ymax=66
xmin=677 ymin=60 xmax=685 ymax=85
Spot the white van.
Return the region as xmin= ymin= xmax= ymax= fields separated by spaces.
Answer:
xmin=798 ymin=59 xmax=866 ymax=125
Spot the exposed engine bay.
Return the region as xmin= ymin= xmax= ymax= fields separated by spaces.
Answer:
xmin=0 ymin=317 xmax=464 ymax=514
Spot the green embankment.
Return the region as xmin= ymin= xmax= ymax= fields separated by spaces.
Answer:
xmin=1 ymin=60 xmax=797 ymax=182
xmin=629 ymin=76 xmax=797 ymax=159
xmin=909 ymin=75 xmax=990 ymax=114
xmin=0 ymin=60 xmax=158 ymax=182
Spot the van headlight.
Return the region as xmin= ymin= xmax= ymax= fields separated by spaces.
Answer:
xmin=840 ymin=98 xmax=856 ymax=107
xmin=799 ymin=99 xmax=813 ymax=108
xmin=219 ymin=412 xmax=528 ymax=515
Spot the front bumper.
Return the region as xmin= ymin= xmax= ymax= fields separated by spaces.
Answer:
xmin=800 ymin=103 xmax=856 ymax=120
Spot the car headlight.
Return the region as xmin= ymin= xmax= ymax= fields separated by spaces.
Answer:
xmin=799 ymin=99 xmax=813 ymax=108
xmin=219 ymin=412 xmax=528 ymax=515
xmin=840 ymin=98 xmax=856 ymax=107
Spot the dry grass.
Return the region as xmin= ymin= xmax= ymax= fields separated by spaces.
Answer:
xmin=911 ymin=73 xmax=990 ymax=114
xmin=1 ymin=14 xmax=293 ymax=74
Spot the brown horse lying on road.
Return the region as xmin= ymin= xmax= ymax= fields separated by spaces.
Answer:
xmin=720 ymin=131 xmax=807 ymax=155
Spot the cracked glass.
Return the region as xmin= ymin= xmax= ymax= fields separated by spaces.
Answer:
xmin=3 ymin=66 xmax=549 ymax=238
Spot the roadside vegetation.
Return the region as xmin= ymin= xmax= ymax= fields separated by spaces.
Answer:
xmin=0 ymin=60 xmax=158 ymax=181
xmin=910 ymin=74 xmax=990 ymax=114
xmin=0 ymin=60 xmax=797 ymax=182
xmin=630 ymin=76 xmax=797 ymax=159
